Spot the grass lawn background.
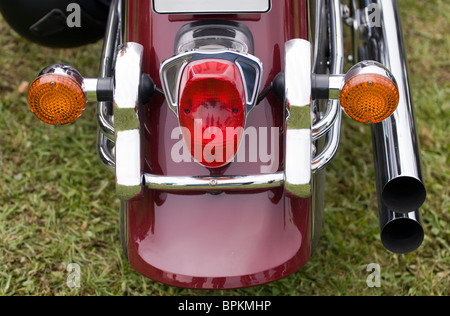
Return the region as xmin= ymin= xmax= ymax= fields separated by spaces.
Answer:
xmin=0 ymin=0 xmax=448 ymax=295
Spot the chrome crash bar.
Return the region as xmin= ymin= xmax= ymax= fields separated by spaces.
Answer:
xmin=96 ymin=0 xmax=287 ymax=197
xmin=96 ymin=0 xmax=342 ymax=196
xmin=144 ymin=173 xmax=284 ymax=191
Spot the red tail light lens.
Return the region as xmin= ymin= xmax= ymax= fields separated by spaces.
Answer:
xmin=179 ymin=59 xmax=246 ymax=168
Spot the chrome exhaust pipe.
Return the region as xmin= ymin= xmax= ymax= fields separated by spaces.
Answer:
xmin=375 ymin=174 xmax=424 ymax=254
xmin=378 ymin=206 xmax=424 ymax=254
xmin=371 ymin=0 xmax=426 ymax=213
xmin=358 ymin=0 xmax=426 ymax=252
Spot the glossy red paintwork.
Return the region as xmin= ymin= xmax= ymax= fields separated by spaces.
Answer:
xmin=125 ymin=0 xmax=311 ymax=289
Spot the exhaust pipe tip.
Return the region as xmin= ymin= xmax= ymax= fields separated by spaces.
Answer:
xmin=382 ymin=176 xmax=426 ymax=213
xmin=380 ymin=216 xmax=424 ymax=254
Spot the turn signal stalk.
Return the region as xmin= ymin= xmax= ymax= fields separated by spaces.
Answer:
xmin=312 ymin=61 xmax=400 ymax=125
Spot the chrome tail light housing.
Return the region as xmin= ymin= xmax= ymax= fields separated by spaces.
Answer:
xmin=160 ymin=49 xmax=262 ymax=168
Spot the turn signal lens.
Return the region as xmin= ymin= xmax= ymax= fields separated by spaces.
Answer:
xmin=340 ymin=68 xmax=399 ymax=124
xmin=27 ymin=74 xmax=86 ymax=125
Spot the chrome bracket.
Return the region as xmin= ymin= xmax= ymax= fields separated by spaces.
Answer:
xmin=113 ymin=42 xmax=144 ymax=200
xmin=160 ymin=49 xmax=263 ymax=117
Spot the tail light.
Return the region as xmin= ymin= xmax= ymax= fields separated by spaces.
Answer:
xmin=160 ymin=50 xmax=262 ymax=169
xmin=179 ymin=59 xmax=246 ymax=168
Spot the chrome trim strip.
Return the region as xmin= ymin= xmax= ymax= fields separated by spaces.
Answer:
xmin=285 ymin=39 xmax=312 ymax=107
xmin=160 ymin=49 xmax=263 ymax=117
xmin=284 ymin=39 xmax=312 ymax=197
xmin=114 ymin=43 xmax=142 ymax=110
xmin=37 ymin=63 xmax=84 ymax=86
xmin=144 ymin=172 xmax=284 ymax=191
xmin=113 ymin=42 xmax=144 ymax=199
xmin=116 ymin=129 xmax=140 ymax=186
xmin=285 ymin=129 xmax=312 ymax=187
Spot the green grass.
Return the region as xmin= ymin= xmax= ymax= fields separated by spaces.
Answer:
xmin=0 ymin=1 xmax=448 ymax=296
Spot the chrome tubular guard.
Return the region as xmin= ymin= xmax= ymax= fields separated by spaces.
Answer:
xmin=311 ymin=0 xmax=344 ymax=172
xmin=96 ymin=0 xmax=343 ymax=199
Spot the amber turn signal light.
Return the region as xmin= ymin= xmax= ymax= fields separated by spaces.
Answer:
xmin=339 ymin=61 xmax=399 ymax=124
xmin=27 ymin=64 xmax=87 ymax=126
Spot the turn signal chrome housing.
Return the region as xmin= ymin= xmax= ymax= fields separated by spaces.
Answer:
xmin=339 ymin=61 xmax=399 ymax=124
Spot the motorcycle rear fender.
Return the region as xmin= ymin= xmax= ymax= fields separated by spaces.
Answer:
xmin=103 ymin=0 xmax=316 ymax=289
xmin=112 ymin=38 xmax=314 ymax=288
